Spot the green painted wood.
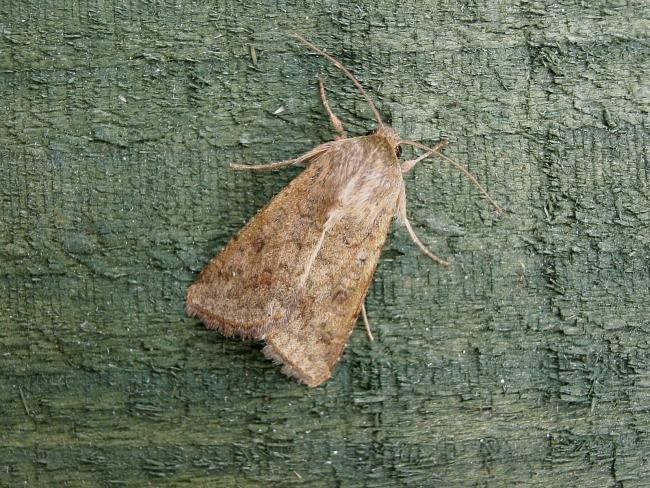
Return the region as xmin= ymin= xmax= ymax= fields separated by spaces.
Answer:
xmin=1 ymin=1 xmax=648 ymax=486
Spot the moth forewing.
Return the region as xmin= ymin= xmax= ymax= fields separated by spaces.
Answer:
xmin=186 ymin=143 xmax=344 ymax=339
xmin=187 ymin=134 xmax=402 ymax=386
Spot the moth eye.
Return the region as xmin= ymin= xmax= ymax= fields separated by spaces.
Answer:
xmin=395 ymin=146 xmax=402 ymax=158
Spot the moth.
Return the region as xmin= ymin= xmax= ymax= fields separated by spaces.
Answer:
xmin=186 ymin=35 xmax=501 ymax=387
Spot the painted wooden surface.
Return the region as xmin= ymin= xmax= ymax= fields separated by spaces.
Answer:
xmin=1 ymin=1 xmax=648 ymax=486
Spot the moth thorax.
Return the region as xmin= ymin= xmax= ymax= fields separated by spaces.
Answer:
xmin=375 ymin=126 xmax=400 ymax=149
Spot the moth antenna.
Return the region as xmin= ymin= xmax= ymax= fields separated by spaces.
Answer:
xmin=294 ymin=33 xmax=384 ymax=128
xmin=400 ymin=139 xmax=449 ymax=173
xmin=400 ymin=140 xmax=504 ymax=214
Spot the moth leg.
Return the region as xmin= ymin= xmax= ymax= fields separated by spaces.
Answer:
xmin=318 ymin=77 xmax=346 ymax=139
xmin=403 ymin=217 xmax=449 ymax=266
xmin=397 ymin=184 xmax=450 ymax=266
xmin=230 ymin=142 xmax=332 ymax=170
xmin=361 ymin=302 xmax=374 ymax=341
xmin=231 ymin=157 xmax=303 ymax=171
xmin=400 ymin=140 xmax=448 ymax=173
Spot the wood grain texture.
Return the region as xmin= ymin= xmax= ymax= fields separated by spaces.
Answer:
xmin=1 ymin=0 xmax=648 ymax=486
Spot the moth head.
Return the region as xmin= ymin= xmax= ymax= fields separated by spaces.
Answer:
xmin=374 ymin=126 xmax=402 ymax=159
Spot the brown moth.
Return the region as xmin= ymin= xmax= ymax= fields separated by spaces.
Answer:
xmin=186 ymin=35 xmax=502 ymax=387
